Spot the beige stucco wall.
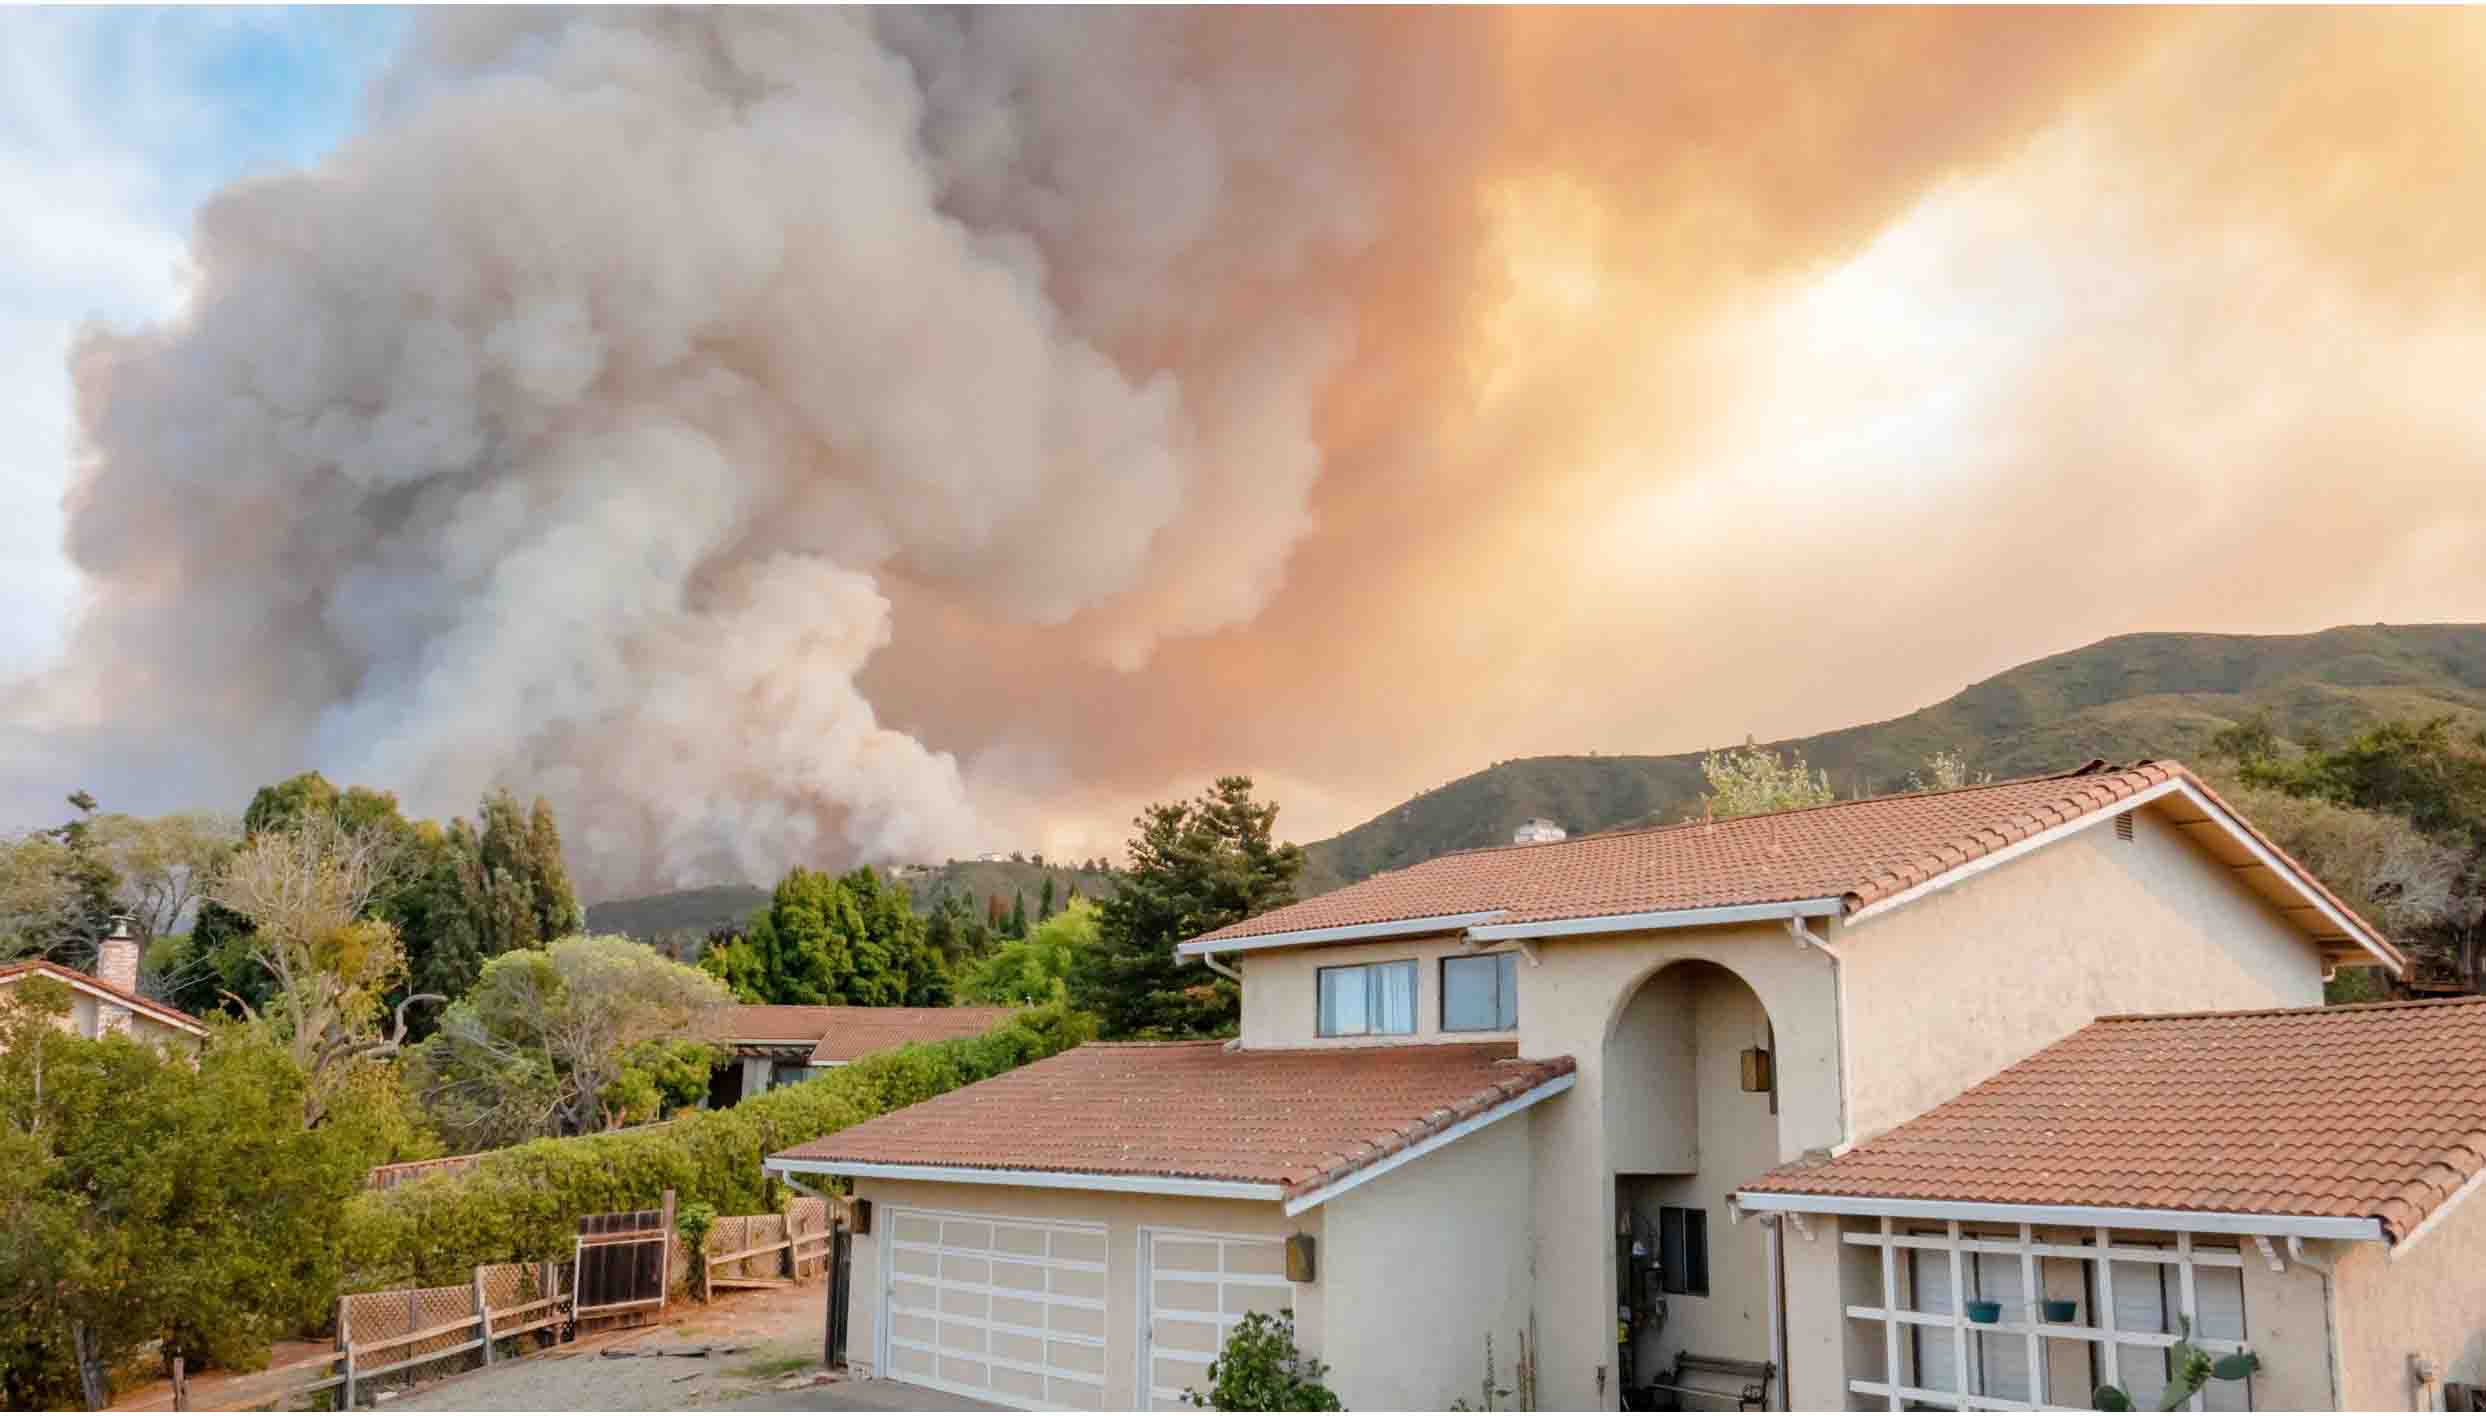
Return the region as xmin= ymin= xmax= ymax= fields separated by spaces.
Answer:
xmin=1236 ymin=931 xmax=1520 ymax=1049
xmin=843 ymin=1179 xmax=1319 ymax=1409
xmin=2333 ymin=1192 xmax=2486 ymax=1409
xmin=1839 ymin=804 xmax=2326 ymax=1142
xmin=2 ymin=976 xmax=197 ymax=1050
xmin=1625 ymin=964 xmax=1782 ymax=1371
xmin=1522 ymin=922 xmax=1844 ymax=1410
xmin=1321 ymin=1108 xmax=1537 ymax=1410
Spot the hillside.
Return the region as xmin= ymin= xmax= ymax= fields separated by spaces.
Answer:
xmin=586 ymin=859 xmax=1118 ymax=953
xmin=1296 ymin=623 xmax=2486 ymax=893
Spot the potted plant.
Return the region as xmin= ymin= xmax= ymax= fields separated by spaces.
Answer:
xmin=2094 ymin=1318 xmax=2258 ymax=1410
xmin=1964 ymin=1300 xmax=2002 ymax=1324
xmin=2042 ymin=1299 xmax=2079 ymax=1323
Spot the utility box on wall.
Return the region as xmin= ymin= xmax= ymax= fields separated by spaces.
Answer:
xmin=1285 ymin=1232 xmax=1316 ymax=1283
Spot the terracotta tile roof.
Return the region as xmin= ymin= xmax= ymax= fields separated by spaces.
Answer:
xmin=1190 ymin=761 xmax=2392 ymax=967
xmin=1741 ymin=996 xmax=2486 ymax=1242
xmin=772 ymin=1040 xmax=1576 ymax=1200
xmin=723 ymin=1004 xmax=1019 ymax=1064
xmin=0 ymin=959 xmax=208 ymax=1036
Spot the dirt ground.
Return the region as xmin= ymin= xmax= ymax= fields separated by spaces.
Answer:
xmin=106 ymin=1281 xmax=847 ymax=1414
xmin=391 ymin=1281 xmax=839 ymax=1411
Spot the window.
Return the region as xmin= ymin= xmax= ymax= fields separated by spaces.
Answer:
xmin=1317 ymin=960 xmax=1417 ymax=1037
xmin=1441 ymin=953 xmax=1519 ymax=1031
xmin=1657 ymin=1206 xmax=1708 ymax=1296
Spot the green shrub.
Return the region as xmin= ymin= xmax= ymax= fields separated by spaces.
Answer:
xmin=1183 ymin=1310 xmax=1341 ymax=1411
xmin=339 ymin=1004 xmax=1093 ymax=1289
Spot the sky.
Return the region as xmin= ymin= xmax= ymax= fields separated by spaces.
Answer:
xmin=5 ymin=10 xmax=2485 ymax=898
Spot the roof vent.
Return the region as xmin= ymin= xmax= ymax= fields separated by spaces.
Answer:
xmin=1512 ymin=818 xmax=1567 ymax=845
xmin=2115 ymin=811 xmax=2135 ymax=842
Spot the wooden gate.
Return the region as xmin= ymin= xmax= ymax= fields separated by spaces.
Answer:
xmin=824 ymin=1223 xmax=853 ymax=1368
xmin=574 ymin=1190 xmax=674 ymax=1323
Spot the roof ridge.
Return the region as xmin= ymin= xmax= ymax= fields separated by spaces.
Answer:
xmin=2100 ymin=994 xmax=2486 ymax=1024
xmin=1415 ymin=760 xmax=2172 ymax=868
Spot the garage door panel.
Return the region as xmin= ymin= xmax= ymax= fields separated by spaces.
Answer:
xmin=884 ymin=1207 xmax=1109 ymax=1411
xmin=1142 ymin=1232 xmax=1295 ymax=1411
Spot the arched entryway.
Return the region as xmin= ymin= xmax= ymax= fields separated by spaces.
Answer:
xmin=1606 ymin=959 xmax=1783 ymax=1405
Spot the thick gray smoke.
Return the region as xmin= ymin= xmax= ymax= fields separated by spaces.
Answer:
xmin=20 ymin=10 xmax=1376 ymax=892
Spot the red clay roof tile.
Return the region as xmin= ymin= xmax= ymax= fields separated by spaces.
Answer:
xmin=723 ymin=1004 xmax=1020 ymax=1064
xmin=773 ymin=1040 xmax=1575 ymax=1199
xmin=1188 ymin=761 xmax=2394 ymax=969
xmin=1742 ymin=996 xmax=2486 ymax=1242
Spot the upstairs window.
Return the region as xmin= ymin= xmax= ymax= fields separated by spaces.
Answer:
xmin=1317 ymin=960 xmax=1417 ymax=1037
xmin=1658 ymin=1206 xmax=1709 ymax=1297
xmin=1441 ymin=953 xmax=1520 ymax=1032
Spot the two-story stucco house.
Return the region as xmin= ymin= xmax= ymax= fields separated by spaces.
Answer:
xmin=768 ymin=762 xmax=2486 ymax=1411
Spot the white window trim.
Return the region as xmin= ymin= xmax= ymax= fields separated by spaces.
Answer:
xmin=1439 ymin=951 xmax=1519 ymax=1034
xmin=1846 ymin=1219 xmax=2255 ymax=1413
xmin=1314 ymin=957 xmax=1418 ymax=1039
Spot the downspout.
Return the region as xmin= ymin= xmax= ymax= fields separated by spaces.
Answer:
xmin=2288 ymin=1237 xmax=2345 ymax=1410
xmin=1199 ymin=950 xmax=1241 ymax=985
xmin=1785 ymin=917 xmax=1853 ymax=1155
xmin=1763 ymin=1215 xmax=1790 ymax=1412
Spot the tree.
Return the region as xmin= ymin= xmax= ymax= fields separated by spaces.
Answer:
xmin=1039 ymin=876 xmax=1057 ymax=922
xmin=0 ymin=795 xmax=124 ymax=969
xmin=1697 ymin=740 xmax=1836 ymax=819
xmin=960 ymin=899 xmax=1097 ymax=1005
xmin=700 ymin=866 xmax=951 ymax=1007
xmin=1073 ymin=777 xmax=1303 ymax=1039
xmin=408 ymin=934 xmax=731 ymax=1149
xmin=202 ymin=815 xmax=431 ymax=1124
xmin=1006 ymin=890 xmax=1029 ymax=940
xmin=923 ymin=892 xmax=995 ymax=968
xmin=1905 ymin=748 xmax=1989 ymax=793
xmin=0 ymin=982 xmax=364 ymax=1409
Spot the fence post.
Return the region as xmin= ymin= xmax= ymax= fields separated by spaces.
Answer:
xmin=474 ymin=1267 xmax=495 ymax=1365
xmin=659 ymin=1189 xmax=677 ymax=1313
xmin=339 ymin=1295 xmax=356 ymax=1410
xmin=171 ymin=1356 xmax=187 ymax=1412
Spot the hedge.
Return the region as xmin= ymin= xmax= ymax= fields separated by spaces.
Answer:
xmin=339 ymin=1003 xmax=1095 ymax=1290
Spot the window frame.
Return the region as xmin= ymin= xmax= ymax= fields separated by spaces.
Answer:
xmin=1439 ymin=951 xmax=1520 ymax=1033
xmin=1314 ymin=958 xmax=1419 ymax=1038
xmin=1657 ymin=1204 xmax=1710 ymax=1297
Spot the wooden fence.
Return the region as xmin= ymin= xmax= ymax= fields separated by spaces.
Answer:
xmin=701 ymin=1196 xmax=835 ymax=1293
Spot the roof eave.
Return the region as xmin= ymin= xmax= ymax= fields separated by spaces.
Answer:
xmin=1732 ymin=1189 xmax=2388 ymax=1243
xmin=763 ymin=1157 xmax=1285 ymax=1204
xmin=1177 ymin=910 xmax=1508 ymax=958
xmin=1464 ymin=898 xmax=1848 ymax=943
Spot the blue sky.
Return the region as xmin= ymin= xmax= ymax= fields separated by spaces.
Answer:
xmin=0 ymin=7 xmax=403 ymax=675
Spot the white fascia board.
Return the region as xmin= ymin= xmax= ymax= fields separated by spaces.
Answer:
xmin=1462 ymin=899 xmax=1846 ymax=943
xmin=1175 ymin=911 xmax=1507 ymax=958
xmin=1842 ymin=779 xmax=2188 ymax=930
xmin=2389 ymin=1162 xmax=2486 ymax=1260
xmin=1732 ymin=1190 xmax=2386 ymax=1243
xmin=766 ymin=1157 xmax=1284 ymax=1204
xmin=1281 ymin=1072 xmax=1575 ymax=1216
xmin=2162 ymin=780 xmax=2403 ymax=973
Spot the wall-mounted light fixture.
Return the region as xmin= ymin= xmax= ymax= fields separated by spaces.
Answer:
xmin=1740 ymin=1046 xmax=1774 ymax=1094
xmin=1285 ymin=1232 xmax=1317 ymax=1283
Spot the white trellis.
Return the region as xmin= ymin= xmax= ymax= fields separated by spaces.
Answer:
xmin=1843 ymin=1218 xmax=2255 ymax=1412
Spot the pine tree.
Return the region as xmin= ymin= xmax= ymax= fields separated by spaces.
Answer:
xmin=1071 ymin=776 xmax=1303 ymax=1038
xmin=1006 ymin=890 xmax=1029 ymax=939
xmin=1038 ymin=877 xmax=1057 ymax=921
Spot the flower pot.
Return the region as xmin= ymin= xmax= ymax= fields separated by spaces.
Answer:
xmin=2042 ymin=1299 xmax=2079 ymax=1323
xmin=1964 ymin=1300 xmax=2003 ymax=1324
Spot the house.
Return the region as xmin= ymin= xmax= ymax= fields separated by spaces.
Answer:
xmin=710 ymin=1004 xmax=1019 ymax=1107
xmin=766 ymin=762 xmax=2477 ymax=1411
xmin=0 ymin=919 xmax=206 ymax=1050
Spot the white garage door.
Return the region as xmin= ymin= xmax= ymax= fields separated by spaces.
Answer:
xmin=1140 ymin=1230 xmax=1296 ymax=1411
xmin=882 ymin=1207 xmax=1110 ymax=1409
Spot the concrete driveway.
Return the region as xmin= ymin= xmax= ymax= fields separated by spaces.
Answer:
xmin=718 ymin=1377 xmax=1003 ymax=1411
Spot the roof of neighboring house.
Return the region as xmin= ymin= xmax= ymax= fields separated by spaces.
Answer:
xmin=722 ymin=1004 xmax=1020 ymax=1065
xmin=0 ymin=959 xmax=210 ymax=1037
xmin=1739 ymin=996 xmax=2486 ymax=1243
xmin=1185 ymin=760 xmax=2397 ymax=970
xmin=771 ymin=1040 xmax=1577 ymax=1203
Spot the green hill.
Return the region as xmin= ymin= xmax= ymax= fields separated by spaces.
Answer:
xmin=1296 ymin=623 xmax=2486 ymax=894
xmin=586 ymin=860 xmax=1118 ymax=955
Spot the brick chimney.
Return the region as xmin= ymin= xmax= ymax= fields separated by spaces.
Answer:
xmin=95 ymin=916 xmax=138 ymax=1033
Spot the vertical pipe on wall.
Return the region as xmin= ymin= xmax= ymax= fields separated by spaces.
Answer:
xmin=1764 ymin=1215 xmax=1789 ymax=1411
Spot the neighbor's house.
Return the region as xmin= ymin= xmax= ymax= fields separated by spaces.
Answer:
xmin=0 ymin=920 xmax=207 ymax=1050
xmin=767 ymin=762 xmax=2481 ymax=1411
xmin=711 ymin=1005 xmax=1019 ymax=1106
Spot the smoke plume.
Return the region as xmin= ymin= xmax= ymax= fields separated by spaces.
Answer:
xmin=16 ymin=10 xmax=2486 ymax=895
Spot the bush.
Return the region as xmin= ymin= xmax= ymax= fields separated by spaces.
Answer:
xmin=1184 ymin=1310 xmax=1341 ymax=1411
xmin=339 ymin=1003 xmax=1094 ymax=1289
